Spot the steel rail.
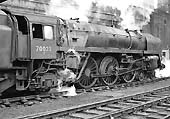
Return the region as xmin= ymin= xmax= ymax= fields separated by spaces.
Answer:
xmin=14 ymin=84 xmax=170 ymax=119
xmin=91 ymin=96 xmax=170 ymax=119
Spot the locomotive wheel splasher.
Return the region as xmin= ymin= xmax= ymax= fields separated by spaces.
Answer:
xmin=99 ymin=56 xmax=119 ymax=86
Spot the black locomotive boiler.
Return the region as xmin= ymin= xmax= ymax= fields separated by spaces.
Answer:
xmin=0 ymin=8 xmax=162 ymax=96
xmin=59 ymin=19 xmax=162 ymax=88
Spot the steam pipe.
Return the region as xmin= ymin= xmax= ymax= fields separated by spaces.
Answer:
xmin=125 ymin=29 xmax=132 ymax=49
xmin=76 ymin=53 xmax=91 ymax=80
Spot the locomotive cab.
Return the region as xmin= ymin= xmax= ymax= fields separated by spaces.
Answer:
xmin=9 ymin=11 xmax=61 ymax=92
xmin=0 ymin=9 xmax=64 ymax=95
xmin=2 ymin=9 xmax=61 ymax=60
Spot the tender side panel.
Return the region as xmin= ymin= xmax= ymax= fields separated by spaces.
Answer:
xmin=0 ymin=25 xmax=12 ymax=67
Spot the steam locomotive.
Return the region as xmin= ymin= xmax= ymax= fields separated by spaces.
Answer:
xmin=0 ymin=8 xmax=163 ymax=96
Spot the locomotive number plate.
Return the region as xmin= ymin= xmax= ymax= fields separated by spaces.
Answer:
xmin=36 ymin=46 xmax=52 ymax=54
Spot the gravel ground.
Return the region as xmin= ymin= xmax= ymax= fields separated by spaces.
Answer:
xmin=1 ymin=79 xmax=170 ymax=119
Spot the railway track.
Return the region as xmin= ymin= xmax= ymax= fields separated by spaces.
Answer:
xmin=15 ymin=84 xmax=170 ymax=119
xmin=0 ymin=77 xmax=167 ymax=108
xmin=77 ymin=76 xmax=167 ymax=93
xmin=13 ymin=77 xmax=170 ymax=119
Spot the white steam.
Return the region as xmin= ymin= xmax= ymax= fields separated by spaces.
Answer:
xmin=155 ymin=58 xmax=170 ymax=78
xmin=59 ymin=85 xmax=77 ymax=96
xmin=121 ymin=6 xmax=152 ymax=30
xmin=46 ymin=0 xmax=157 ymax=30
xmin=56 ymin=68 xmax=77 ymax=96
xmin=46 ymin=0 xmax=93 ymax=21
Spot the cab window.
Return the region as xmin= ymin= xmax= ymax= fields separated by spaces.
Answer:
xmin=32 ymin=23 xmax=54 ymax=40
xmin=32 ymin=24 xmax=43 ymax=39
xmin=44 ymin=25 xmax=53 ymax=40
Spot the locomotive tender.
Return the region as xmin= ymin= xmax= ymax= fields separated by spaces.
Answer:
xmin=0 ymin=8 xmax=162 ymax=95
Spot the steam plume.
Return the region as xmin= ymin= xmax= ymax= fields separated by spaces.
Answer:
xmin=46 ymin=0 xmax=157 ymax=30
xmin=155 ymin=58 xmax=170 ymax=78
